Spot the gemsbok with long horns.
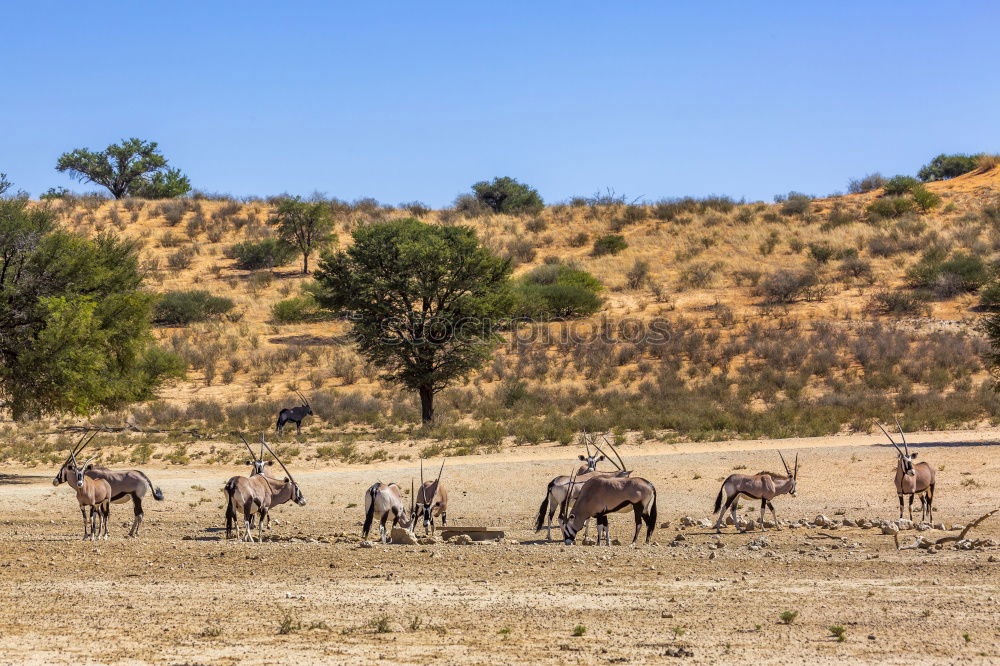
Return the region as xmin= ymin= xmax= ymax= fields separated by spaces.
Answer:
xmin=52 ymin=430 xmax=164 ymax=538
xmin=712 ymin=452 xmax=799 ymax=532
xmin=535 ymin=433 xmax=629 ymax=540
xmin=276 ymin=390 xmax=313 ymax=435
xmin=876 ymin=419 xmax=936 ymax=522
xmin=224 ymin=435 xmax=306 ymax=541
xmin=560 ymin=469 xmax=657 ymax=546
xmin=362 ymin=480 xmax=414 ymax=543
xmin=415 ymin=459 xmax=448 ymax=535
xmin=62 ymin=452 xmax=113 ymax=540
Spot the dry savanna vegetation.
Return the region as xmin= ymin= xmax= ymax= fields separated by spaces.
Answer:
xmin=6 ymin=162 xmax=1000 ymax=466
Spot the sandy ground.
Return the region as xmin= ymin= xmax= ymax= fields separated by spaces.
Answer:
xmin=1 ymin=430 xmax=999 ymax=664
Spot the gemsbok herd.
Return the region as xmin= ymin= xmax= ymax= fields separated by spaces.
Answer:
xmin=50 ymin=419 xmax=939 ymax=545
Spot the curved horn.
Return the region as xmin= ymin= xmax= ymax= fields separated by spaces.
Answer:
xmin=582 ymin=431 xmax=591 ymax=458
xmin=420 ymin=458 xmax=424 ymax=490
xmin=794 ymin=452 xmax=799 ymax=479
xmin=410 ymin=478 xmax=415 ymax=524
xmin=894 ymin=416 xmax=909 ymax=456
xmin=874 ymin=420 xmax=904 ymax=456
xmin=777 ymin=451 xmax=791 ymax=476
xmin=62 ymin=430 xmax=94 ymax=469
xmin=561 ymin=468 xmax=579 ymax=521
xmin=601 ymin=435 xmax=627 ymax=472
xmin=259 ymin=433 xmax=265 ymax=460
xmin=260 ymin=439 xmax=295 ymax=485
xmin=238 ymin=433 xmax=257 ymax=460
xmin=295 ymin=390 xmax=309 ymax=406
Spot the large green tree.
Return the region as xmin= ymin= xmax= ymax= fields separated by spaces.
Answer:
xmin=471 ymin=176 xmax=544 ymax=215
xmin=314 ymin=218 xmax=512 ymax=422
xmin=270 ymin=197 xmax=336 ymax=273
xmin=0 ymin=198 xmax=184 ymax=419
xmin=56 ymin=138 xmax=191 ymax=199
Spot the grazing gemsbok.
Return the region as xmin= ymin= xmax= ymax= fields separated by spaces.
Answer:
xmin=276 ymin=391 xmax=313 ymax=435
xmin=876 ymin=419 xmax=936 ymax=522
xmin=561 ymin=469 xmax=657 ymax=546
xmin=535 ymin=433 xmax=628 ymax=540
xmin=63 ymin=453 xmax=113 ymax=541
xmin=52 ymin=430 xmax=164 ymax=538
xmin=415 ymin=459 xmax=448 ymax=535
xmin=224 ymin=436 xmax=306 ymax=541
xmin=712 ymin=452 xmax=798 ymax=533
xmin=362 ymin=480 xmax=415 ymax=543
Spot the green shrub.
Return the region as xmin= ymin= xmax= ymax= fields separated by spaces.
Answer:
xmin=918 ymin=153 xmax=980 ymax=182
xmin=471 ymin=176 xmax=544 ymax=215
xmin=154 ymin=290 xmax=234 ymax=325
xmin=807 ymin=242 xmax=836 ymax=264
xmin=226 ymin=238 xmax=296 ymax=270
xmin=905 ymin=250 xmax=989 ymax=294
xmin=847 ymin=173 xmax=886 ymax=194
xmin=867 ymin=197 xmax=913 ymax=220
xmin=512 ymin=263 xmax=603 ymax=320
xmin=911 ymin=185 xmax=941 ymax=211
xmin=592 ymin=234 xmax=628 ymax=256
xmin=271 ymin=294 xmax=337 ymax=323
xmin=979 ymin=280 xmax=1000 ymax=310
xmin=757 ymin=268 xmax=817 ymax=303
xmin=866 ymin=290 xmax=928 ymax=316
xmin=777 ymin=192 xmax=811 ymax=216
xmin=882 ymin=175 xmax=920 ymax=196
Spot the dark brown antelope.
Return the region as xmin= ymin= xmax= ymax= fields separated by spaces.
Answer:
xmin=63 ymin=453 xmax=113 ymax=540
xmin=53 ymin=431 xmax=164 ymax=538
xmin=712 ymin=452 xmax=798 ymax=532
xmin=276 ymin=390 xmax=313 ymax=435
xmin=224 ymin=436 xmax=306 ymax=541
xmin=876 ymin=419 xmax=936 ymax=522
xmin=415 ymin=459 xmax=448 ymax=535
xmin=561 ymin=471 xmax=657 ymax=546
xmin=362 ymin=480 xmax=414 ymax=543
xmin=535 ymin=433 xmax=628 ymax=540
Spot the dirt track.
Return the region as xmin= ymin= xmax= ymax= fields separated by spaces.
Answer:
xmin=1 ymin=430 xmax=999 ymax=664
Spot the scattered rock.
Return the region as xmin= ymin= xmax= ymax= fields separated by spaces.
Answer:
xmin=663 ymin=646 xmax=693 ymax=658
xmin=881 ymin=523 xmax=899 ymax=535
xmin=358 ymin=540 xmax=374 ymax=549
xmin=814 ymin=514 xmax=830 ymax=527
xmin=452 ymin=534 xmax=473 ymax=546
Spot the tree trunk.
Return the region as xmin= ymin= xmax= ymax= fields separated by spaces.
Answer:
xmin=419 ymin=385 xmax=434 ymax=423
xmin=302 ymin=251 xmax=309 ymax=274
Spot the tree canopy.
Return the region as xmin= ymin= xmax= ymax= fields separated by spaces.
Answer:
xmin=0 ymin=198 xmax=184 ymax=419
xmin=918 ymin=153 xmax=980 ymax=182
xmin=56 ymin=138 xmax=191 ymax=199
xmin=269 ymin=197 xmax=336 ymax=273
xmin=314 ymin=218 xmax=512 ymax=422
xmin=471 ymin=176 xmax=545 ymax=215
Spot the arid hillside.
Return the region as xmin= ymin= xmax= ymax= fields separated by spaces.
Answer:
xmin=6 ymin=166 xmax=1000 ymax=466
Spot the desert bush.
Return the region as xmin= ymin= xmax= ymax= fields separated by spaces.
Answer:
xmin=678 ymin=261 xmax=722 ymax=289
xmin=911 ymin=185 xmax=941 ymax=212
xmin=847 ymin=172 xmax=886 ymax=194
xmin=822 ymin=203 xmax=859 ymax=230
xmin=757 ymin=268 xmax=817 ymax=303
xmin=504 ymin=237 xmax=537 ymax=265
xmin=866 ymin=290 xmax=929 ymax=316
xmin=867 ymin=196 xmax=913 ymax=220
xmin=158 ymin=200 xmax=190 ymax=225
xmin=918 ymin=153 xmax=980 ymax=181
xmin=512 ymin=263 xmax=603 ymax=320
xmin=154 ymin=290 xmax=235 ymax=325
xmin=776 ymin=192 xmax=811 ymax=216
xmin=451 ymin=193 xmax=489 ymax=218
xmin=882 ymin=175 xmax=920 ymax=196
xmin=568 ymin=231 xmax=589 ymax=247
xmin=807 ymin=242 xmax=836 ymax=264
xmin=166 ymin=246 xmax=196 ymax=270
xmin=524 ymin=217 xmax=548 ymax=233
xmin=592 ymin=234 xmax=628 ymax=256
xmin=626 ymin=259 xmax=651 ymax=289
xmin=838 ymin=256 xmax=873 ymax=282
xmin=271 ymin=294 xmax=337 ymax=323
xmin=979 ymin=280 xmax=1000 ymax=310
xmin=905 ymin=250 xmax=989 ymax=294
xmin=226 ymin=238 xmax=296 ymax=270
xmin=401 ymin=201 xmax=430 ymax=217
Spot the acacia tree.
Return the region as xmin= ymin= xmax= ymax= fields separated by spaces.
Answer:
xmin=471 ymin=176 xmax=544 ymax=215
xmin=0 ymin=198 xmax=184 ymax=419
xmin=56 ymin=138 xmax=190 ymax=199
xmin=270 ymin=197 xmax=336 ymax=273
xmin=314 ymin=218 xmax=512 ymax=422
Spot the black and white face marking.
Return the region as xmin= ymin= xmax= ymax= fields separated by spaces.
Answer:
xmin=53 ymin=464 xmax=71 ymax=487
xmin=292 ymin=483 xmax=306 ymax=506
xmin=577 ymin=454 xmax=604 ymax=472
xmin=899 ymin=453 xmax=916 ymax=476
xmin=562 ymin=515 xmax=578 ymax=544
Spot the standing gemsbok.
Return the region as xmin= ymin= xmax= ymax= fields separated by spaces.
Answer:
xmin=53 ymin=430 xmax=164 ymax=538
xmin=876 ymin=419 xmax=936 ymax=522
xmin=276 ymin=391 xmax=313 ymax=435
xmin=224 ymin=435 xmax=306 ymax=541
xmin=712 ymin=452 xmax=799 ymax=532
xmin=560 ymin=470 xmax=657 ymax=546
xmin=62 ymin=452 xmax=113 ymax=541
xmin=535 ymin=433 xmax=629 ymax=540
xmin=415 ymin=459 xmax=448 ymax=535
xmin=362 ymin=480 xmax=415 ymax=543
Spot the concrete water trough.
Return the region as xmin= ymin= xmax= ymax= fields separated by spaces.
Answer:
xmin=390 ymin=526 xmax=507 ymax=543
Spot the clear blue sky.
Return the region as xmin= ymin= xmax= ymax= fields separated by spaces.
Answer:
xmin=3 ymin=1 xmax=999 ymax=205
